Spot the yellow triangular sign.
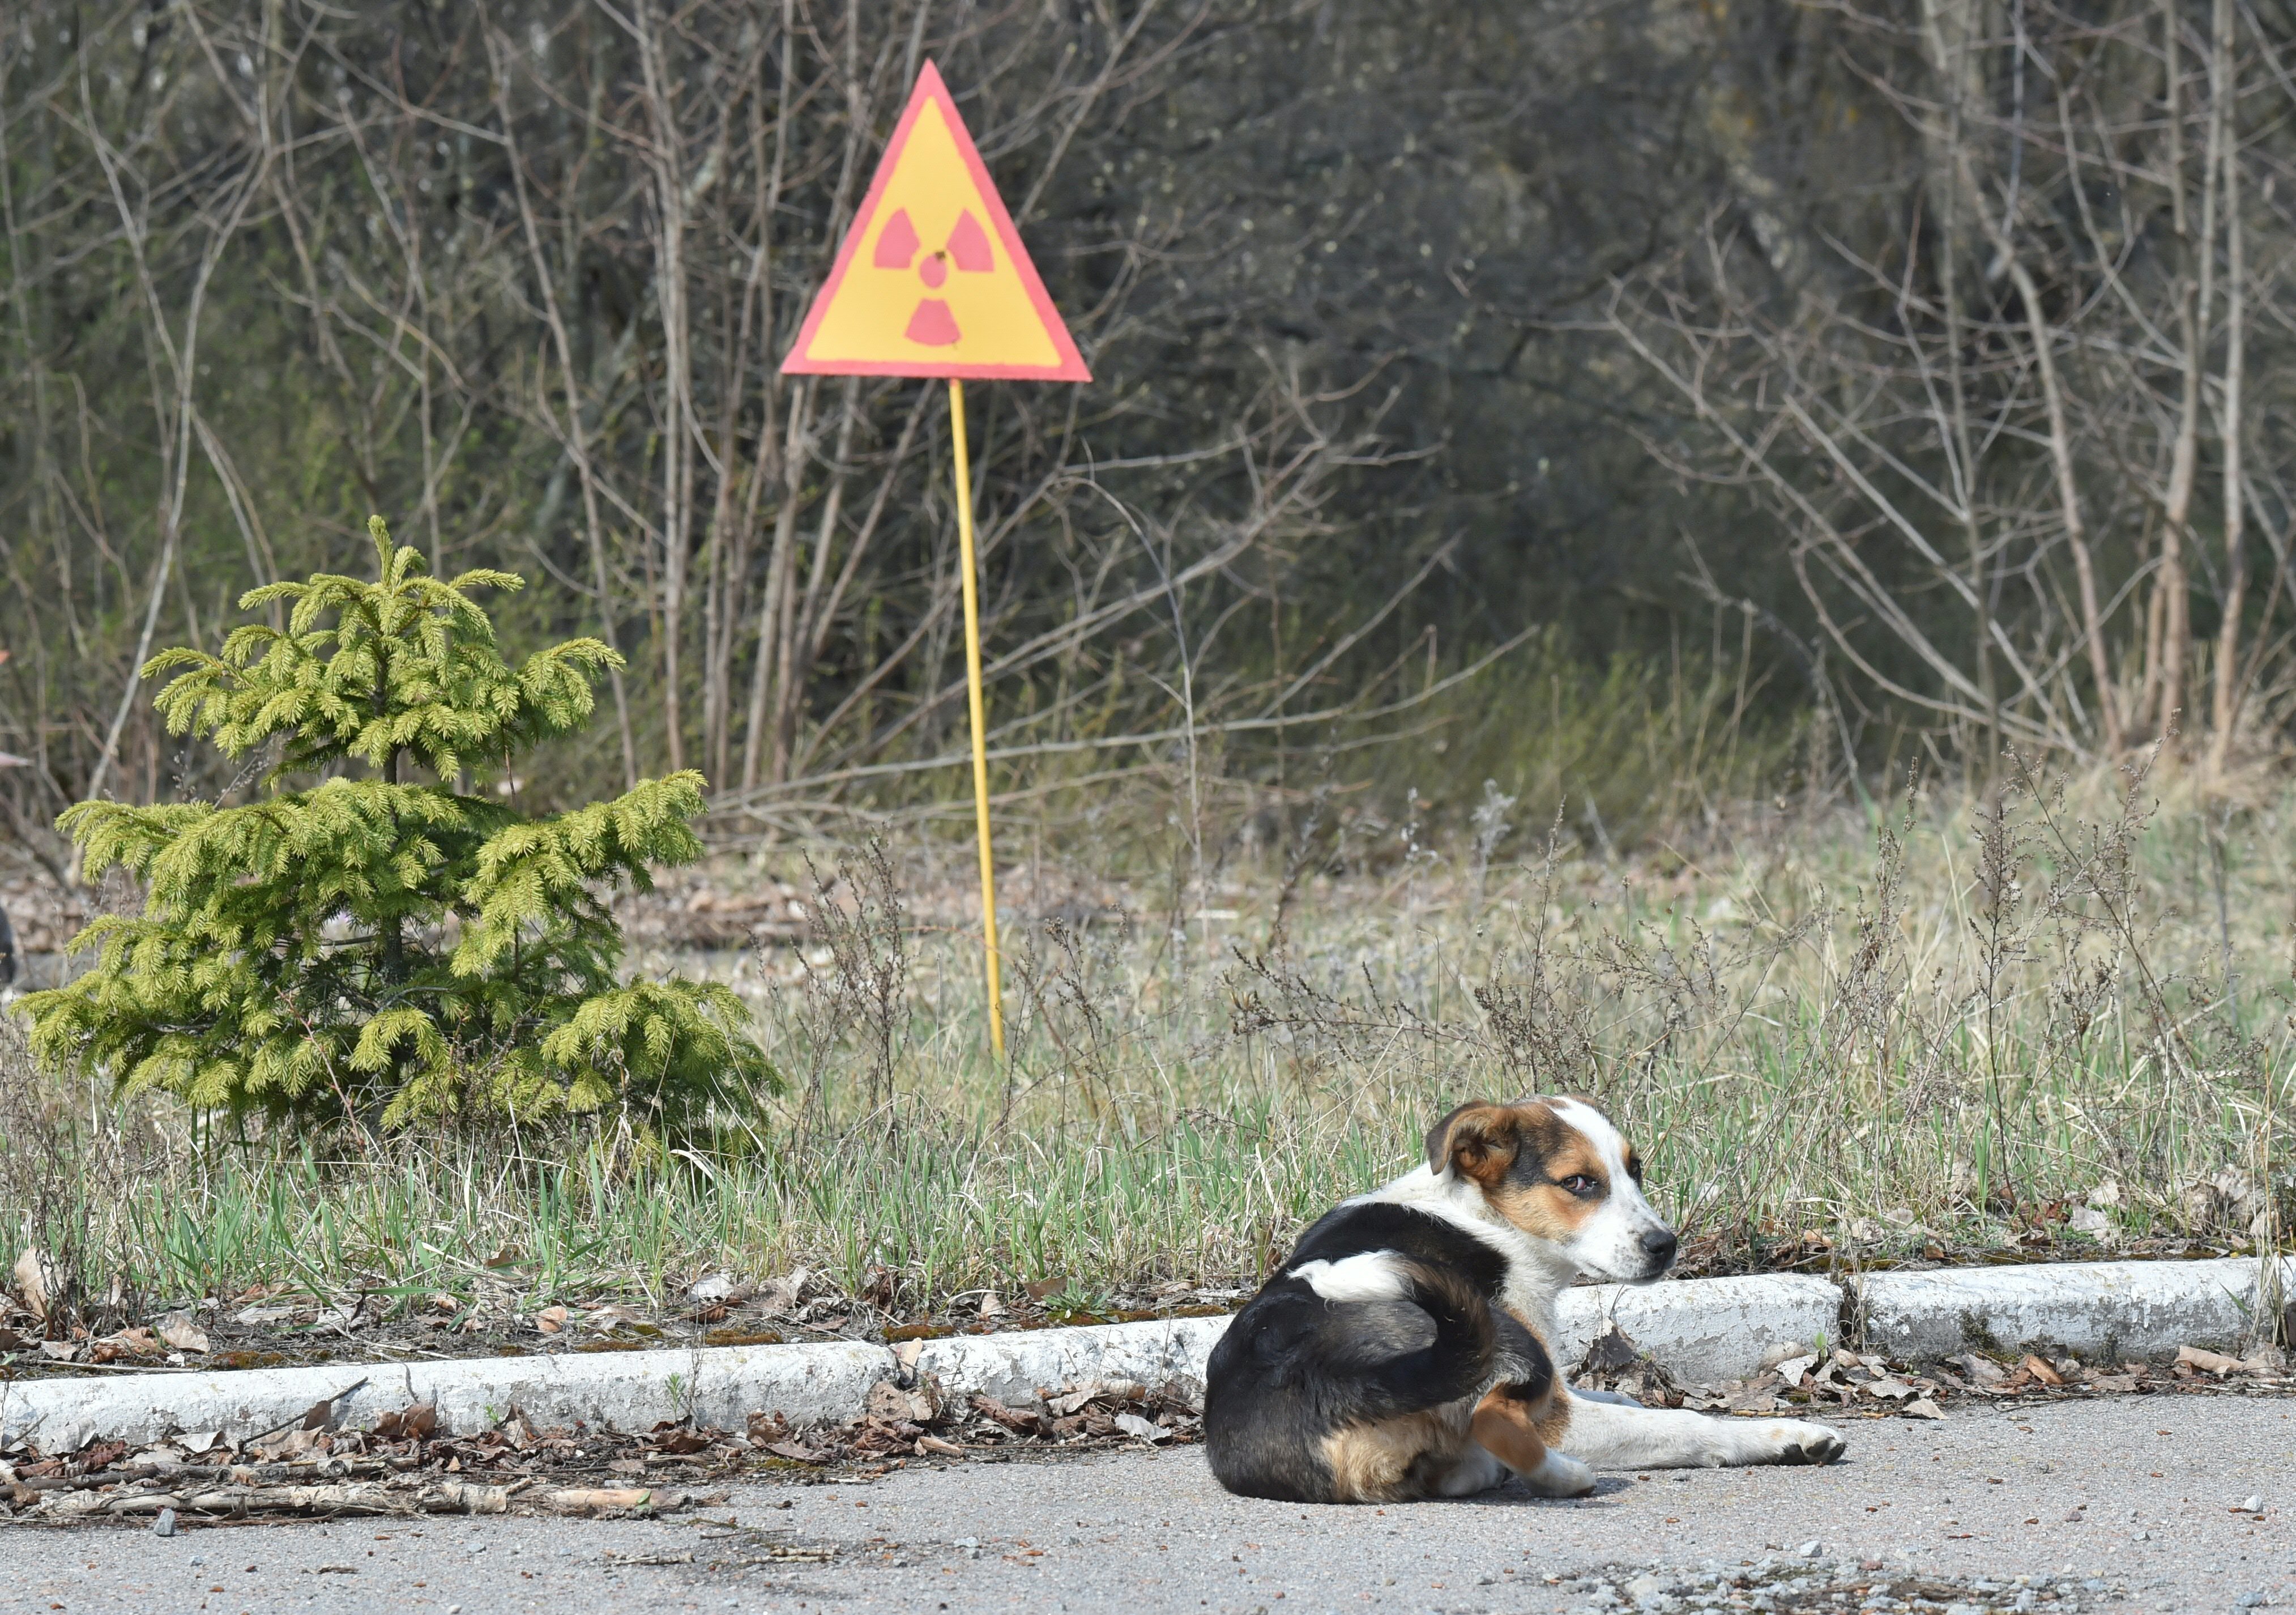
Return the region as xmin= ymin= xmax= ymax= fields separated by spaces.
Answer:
xmin=782 ymin=62 xmax=1089 ymax=381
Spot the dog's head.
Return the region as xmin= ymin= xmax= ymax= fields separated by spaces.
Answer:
xmin=1423 ymin=1096 xmax=1676 ymax=1282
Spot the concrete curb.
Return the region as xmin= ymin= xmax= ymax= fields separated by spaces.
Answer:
xmin=0 ymin=1339 xmax=890 ymax=1456
xmin=1556 ymin=1272 xmax=1843 ymax=1383
xmin=1855 ymin=1256 xmax=2291 ymax=1362
xmin=914 ymin=1315 xmax=1231 ymax=1407
xmin=2 ymin=1257 xmax=2282 ymax=1452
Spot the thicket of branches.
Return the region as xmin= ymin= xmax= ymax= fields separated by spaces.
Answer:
xmin=8 ymin=0 xmax=2296 ymax=841
xmin=1614 ymin=0 xmax=2296 ymax=774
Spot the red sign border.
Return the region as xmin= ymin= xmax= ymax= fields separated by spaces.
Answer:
xmin=780 ymin=61 xmax=1091 ymax=382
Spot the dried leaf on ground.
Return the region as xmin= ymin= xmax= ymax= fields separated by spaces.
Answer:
xmin=2176 ymin=1344 xmax=2247 ymax=1375
xmin=92 ymin=1328 xmax=159 ymax=1362
xmin=648 ymin=1422 xmax=710 ymax=1456
xmin=1113 ymin=1412 xmax=1168 ymax=1443
xmin=370 ymin=1400 xmax=437 ymax=1442
xmin=155 ymin=1313 xmax=208 ymax=1353
xmin=757 ymin=1269 xmax=809 ymax=1315
xmin=1578 ymin=1323 xmax=1642 ymax=1376
xmin=12 ymin=1248 xmax=46 ymax=1319
xmin=867 ymin=1380 xmax=938 ymax=1424
xmin=968 ymin=1395 xmax=1043 ymax=1434
xmin=685 ymin=1273 xmax=754 ymax=1309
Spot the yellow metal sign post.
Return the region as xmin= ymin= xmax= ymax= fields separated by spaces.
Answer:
xmin=782 ymin=61 xmax=1089 ymax=1055
xmin=946 ymin=377 xmax=1004 ymax=1052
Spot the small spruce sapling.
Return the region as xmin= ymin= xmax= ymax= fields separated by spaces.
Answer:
xmin=23 ymin=518 xmax=774 ymax=1130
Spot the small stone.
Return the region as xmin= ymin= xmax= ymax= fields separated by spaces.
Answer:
xmin=151 ymin=1507 xmax=177 ymax=1537
xmin=2235 ymin=1593 xmax=2269 ymax=1609
xmin=2240 ymin=1495 xmax=2264 ymax=1514
xmin=1798 ymin=1541 xmax=1822 ymax=1558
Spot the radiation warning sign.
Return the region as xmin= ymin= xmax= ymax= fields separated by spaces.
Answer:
xmin=781 ymin=61 xmax=1090 ymax=381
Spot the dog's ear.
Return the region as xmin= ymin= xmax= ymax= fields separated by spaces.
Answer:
xmin=1425 ymin=1101 xmax=1520 ymax=1186
xmin=1426 ymin=1101 xmax=1487 ymax=1173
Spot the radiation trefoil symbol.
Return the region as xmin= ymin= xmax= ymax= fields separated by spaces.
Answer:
xmin=779 ymin=62 xmax=1089 ymax=381
xmin=874 ymin=208 xmax=995 ymax=347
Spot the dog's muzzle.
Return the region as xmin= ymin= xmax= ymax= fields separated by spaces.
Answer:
xmin=1636 ymin=1225 xmax=1679 ymax=1279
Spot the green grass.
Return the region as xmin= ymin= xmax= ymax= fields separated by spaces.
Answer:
xmin=6 ymin=751 xmax=2293 ymax=1327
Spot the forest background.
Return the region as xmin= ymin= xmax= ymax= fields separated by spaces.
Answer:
xmin=14 ymin=0 xmax=2295 ymax=830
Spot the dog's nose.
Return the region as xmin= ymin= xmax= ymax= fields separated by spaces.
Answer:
xmin=1640 ymin=1228 xmax=1678 ymax=1265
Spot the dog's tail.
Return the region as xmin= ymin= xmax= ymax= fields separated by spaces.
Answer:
xmin=1342 ymin=1261 xmax=1507 ymax=1415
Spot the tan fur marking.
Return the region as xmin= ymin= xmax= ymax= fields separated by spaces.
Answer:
xmin=1428 ymin=1101 xmax=1522 ymax=1190
xmin=1500 ymin=1304 xmax=1573 ymax=1450
xmin=1466 ymin=1100 xmax=1611 ymax=1241
xmin=1320 ymin=1404 xmax=1475 ymax=1503
xmin=1470 ymin=1384 xmax=1552 ymax=1474
xmin=1535 ymin=1384 xmax=1577 ymax=1448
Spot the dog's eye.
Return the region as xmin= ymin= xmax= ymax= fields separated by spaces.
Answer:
xmin=1559 ymin=1174 xmax=1598 ymax=1195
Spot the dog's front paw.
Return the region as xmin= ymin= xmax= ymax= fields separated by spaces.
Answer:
xmin=1519 ymin=1450 xmax=1597 ymax=1498
xmin=1746 ymin=1420 xmax=1845 ymax=1466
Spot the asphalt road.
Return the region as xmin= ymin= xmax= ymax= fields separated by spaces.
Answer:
xmin=6 ymin=1394 xmax=2293 ymax=1615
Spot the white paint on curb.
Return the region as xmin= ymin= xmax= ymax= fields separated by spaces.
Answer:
xmin=1556 ymin=1273 xmax=1845 ymax=1383
xmin=0 ymin=1339 xmax=890 ymax=1455
xmin=1857 ymin=1256 xmax=2294 ymax=1362
xmin=4 ymin=1258 xmax=2278 ymax=1453
xmin=915 ymin=1316 xmax=1230 ymax=1405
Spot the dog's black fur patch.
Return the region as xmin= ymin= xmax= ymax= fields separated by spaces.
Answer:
xmin=1204 ymin=1201 xmax=1552 ymax=1502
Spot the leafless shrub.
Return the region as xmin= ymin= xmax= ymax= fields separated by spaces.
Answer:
xmin=1471 ymin=811 xmax=1603 ymax=1094
xmin=1009 ymin=910 xmax=1133 ymax=1126
xmin=777 ymin=838 xmax=912 ymax=1119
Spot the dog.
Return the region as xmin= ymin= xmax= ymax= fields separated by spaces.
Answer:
xmin=1204 ymin=1095 xmax=1845 ymax=1502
